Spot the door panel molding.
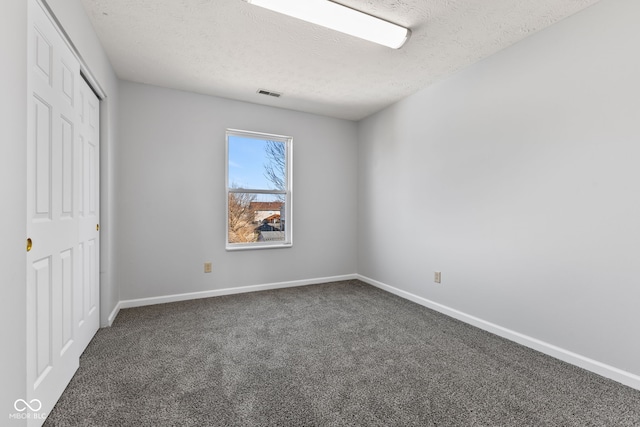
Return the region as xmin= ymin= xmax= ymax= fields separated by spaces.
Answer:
xmin=26 ymin=1 xmax=100 ymax=425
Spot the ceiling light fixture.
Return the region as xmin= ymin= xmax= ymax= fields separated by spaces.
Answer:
xmin=245 ymin=0 xmax=410 ymax=49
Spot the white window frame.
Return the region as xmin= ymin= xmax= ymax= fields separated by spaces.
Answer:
xmin=225 ymin=129 xmax=293 ymax=250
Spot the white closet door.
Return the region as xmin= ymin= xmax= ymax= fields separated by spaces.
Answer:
xmin=26 ymin=1 xmax=100 ymax=424
xmin=76 ymin=77 xmax=100 ymax=353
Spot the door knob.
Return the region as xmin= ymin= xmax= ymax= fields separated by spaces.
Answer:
xmin=96 ymin=224 xmax=100 ymax=231
xmin=26 ymin=238 xmax=33 ymax=252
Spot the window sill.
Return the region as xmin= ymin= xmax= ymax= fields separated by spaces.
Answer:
xmin=226 ymin=242 xmax=293 ymax=251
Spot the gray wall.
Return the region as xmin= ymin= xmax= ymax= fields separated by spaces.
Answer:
xmin=1 ymin=1 xmax=27 ymax=423
xmin=358 ymin=0 xmax=640 ymax=377
xmin=117 ymin=81 xmax=358 ymax=300
xmin=46 ymin=0 xmax=121 ymax=326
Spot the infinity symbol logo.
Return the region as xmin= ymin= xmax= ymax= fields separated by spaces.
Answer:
xmin=14 ymin=399 xmax=42 ymax=412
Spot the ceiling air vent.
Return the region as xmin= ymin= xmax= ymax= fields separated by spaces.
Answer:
xmin=257 ymin=89 xmax=282 ymax=98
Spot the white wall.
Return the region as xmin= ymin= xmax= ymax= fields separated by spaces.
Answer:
xmin=358 ymin=0 xmax=640 ymax=382
xmin=0 ymin=1 xmax=28 ymax=423
xmin=117 ymin=81 xmax=358 ymax=301
xmin=45 ymin=0 xmax=120 ymax=326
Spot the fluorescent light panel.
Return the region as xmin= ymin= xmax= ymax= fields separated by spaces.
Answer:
xmin=247 ymin=0 xmax=410 ymax=49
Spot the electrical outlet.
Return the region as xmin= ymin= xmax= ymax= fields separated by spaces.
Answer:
xmin=434 ymin=271 xmax=441 ymax=283
xmin=204 ymin=262 xmax=212 ymax=273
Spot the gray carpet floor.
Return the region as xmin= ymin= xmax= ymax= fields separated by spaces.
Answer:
xmin=45 ymin=280 xmax=640 ymax=426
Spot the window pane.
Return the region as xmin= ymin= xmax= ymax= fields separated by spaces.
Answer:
xmin=228 ymin=136 xmax=285 ymax=191
xmin=228 ymin=193 xmax=286 ymax=244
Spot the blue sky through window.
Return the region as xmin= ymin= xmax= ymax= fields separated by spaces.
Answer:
xmin=228 ymin=135 xmax=275 ymax=190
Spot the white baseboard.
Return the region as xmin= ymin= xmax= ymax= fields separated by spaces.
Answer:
xmin=357 ymin=274 xmax=640 ymax=392
xmin=117 ymin=274 xmax=358 ymax=310
xmin=106 ymin=301 xmax=121 ymax=327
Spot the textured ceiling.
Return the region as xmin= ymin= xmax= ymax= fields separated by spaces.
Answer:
xmin=80 ymin=0 xmax=600 ymax=121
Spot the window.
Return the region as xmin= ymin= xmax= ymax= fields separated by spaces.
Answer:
xmin=226 ymin=129 xmax=292 ymax=250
